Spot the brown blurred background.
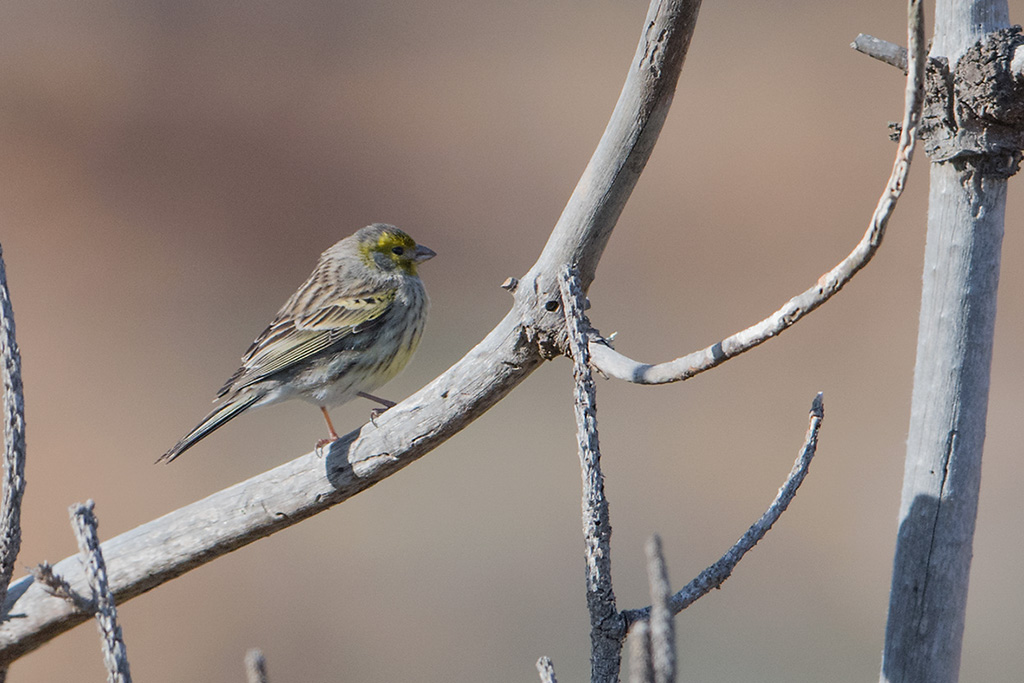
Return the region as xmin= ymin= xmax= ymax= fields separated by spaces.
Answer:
xmin=2 ymin=1 xmax=1023 ymax=681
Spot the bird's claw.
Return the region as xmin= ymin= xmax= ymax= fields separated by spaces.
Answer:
xmin=315 ymin=437 xmax=338 ymax=457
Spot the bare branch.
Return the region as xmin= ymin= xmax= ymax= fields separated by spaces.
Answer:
xmin=588 ymin=4 xmax=927 ymax=386
xmin=70 ymin=501 xmax=132 ymax=683
xmin=881 ymin=2 xmax=1010 ymax=681
xmin=852 ymin=34 xmax=909 ymax=72
xmin=627 ymin=537 xmax=676 ymax=683
xmin=0 ymin=244 xmax=26 ymax=612
xmin=628 ymin=621 xmax=653 ymax=683
xmin=622 ymin=394 xmax=824 ymax=626
xmin=536 ymin=656 xmax=558 ymax=683
xmin=0 ymin=0 xmax=703 ymax=664
xmin=245 ymin=648 xmax=269 ymax=683
xmin=560 ymin=267 xmax=624 ymax=681
xmin=523 ymin=0 xmax=703 ymax=298
xmin=645 ymin=536 xmax=675 ymax=683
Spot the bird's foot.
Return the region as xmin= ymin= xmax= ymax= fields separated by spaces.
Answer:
xmin=316 ymin=406 xmax=342 ymax=456
xmin=369 ymin=406 xmax=390 ymax=427
xmin=315 ymin=436 xmax=339 ymax=457
xmin=358 ymin=392 xmax=396 ymax=427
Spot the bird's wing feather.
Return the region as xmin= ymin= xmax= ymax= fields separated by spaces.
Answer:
xmin=218 ymin=288 xmax=397 ymax=396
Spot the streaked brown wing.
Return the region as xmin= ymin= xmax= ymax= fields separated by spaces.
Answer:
xmin=217 ymin=289 xmax=396 ymax=396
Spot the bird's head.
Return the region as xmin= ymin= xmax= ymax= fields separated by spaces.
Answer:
xmin=356 ymin=224 xmax=436 ymax=276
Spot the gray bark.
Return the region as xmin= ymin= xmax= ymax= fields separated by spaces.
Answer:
xmin=879 ymin=1 xmax=1012 ymax=681
xmin=0 ymin=245 xmax=26 ymax=613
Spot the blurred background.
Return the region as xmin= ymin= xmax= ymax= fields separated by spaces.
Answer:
xmin=2 ymin=1 xmax=1023 ymax=681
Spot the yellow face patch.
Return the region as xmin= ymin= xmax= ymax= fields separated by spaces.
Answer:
xmin=376 ymin=230 xmax=417 ymax=254
xmin=360 ymin=229 xmax=421 ymax=275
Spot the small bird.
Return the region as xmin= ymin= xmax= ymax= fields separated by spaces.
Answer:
xmin=159 ymin=224 xmax=435 ymax=463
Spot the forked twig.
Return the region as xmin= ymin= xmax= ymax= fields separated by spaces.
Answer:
xmin=622 ymin=394 xmax=824 ymax=626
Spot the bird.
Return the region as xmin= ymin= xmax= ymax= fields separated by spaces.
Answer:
xmin=158 ymin=223 xmax=435 ymax=463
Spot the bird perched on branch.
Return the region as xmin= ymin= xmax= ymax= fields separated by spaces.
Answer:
xmin=159 ymin=224 xmax=435 ymax=463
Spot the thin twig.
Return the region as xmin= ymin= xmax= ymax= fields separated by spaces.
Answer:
xmin=536 ymin=656 xmax=558 ymax=683
xmin=645 ymin=536 xmax=675 ymax=683
xmin=0 ymin=244 xmax=26 ymax=613
xmin=71 ymin=502 xmax=132 ymax=683
xmin=245 ymin=648 xmax=269 ymax=683
xmin=622 ymin=394 xmax=824 ymax=626
xmin=628 ymin=621 xmax=653 ymax=683
xmin=560 ymin=266 xmax=624 ymax=681
xmin=627 ymin=538 xmax=676 ymax=683
xmin=588 ymin=3 xmax=927 ymax=385
xmin=852 ymin=34 xmax=909 ymax=72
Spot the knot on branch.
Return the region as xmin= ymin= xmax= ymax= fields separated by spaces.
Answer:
xmin=522 ymin=316 xmax=567 ymax=361
xmin=920 ymin=26 xmax=1024 ymax=175
xmin=513 ymin=284 xmax=566 ymax=360
xmin=517 ymin=270 xmax=600 ymax=361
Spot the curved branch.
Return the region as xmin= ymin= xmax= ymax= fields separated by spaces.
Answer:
xmin=516 ymin=0 xmax=702 ymax=347
xmin=622 ymin=393 xmax=824 ymax=627
xmin=0 ymin=0 xmax=702 ymax=665
xmin=589 ymin=3 xmax=927 ymax=385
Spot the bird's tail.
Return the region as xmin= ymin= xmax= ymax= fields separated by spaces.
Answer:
xmin=157 ymin=394 xmax=261 ymax=464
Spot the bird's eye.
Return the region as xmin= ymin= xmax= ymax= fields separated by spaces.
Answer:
xmin=391 ymin=246 xmax=405 ymax=256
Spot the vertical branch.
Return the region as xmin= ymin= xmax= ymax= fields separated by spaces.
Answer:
xmin=536 ymin=656 xmax=558 ymax=683
xmin=0 ymin=244 xmax=26 ymax=612
xmin=645 ymin=536 xmax=675 ymax=683
xmin=559 ymin=267 xmax=624 ymax=683
xmin=628 ymin=537 xmax=678 ymax=683
xmin=880 ymin=1 xmax=1009 ymax=682
xmin=628 ymin=622 xmax=653 ymax=683
xmin=71 ymin=502 xmax=132 ymax=683
xmin=245 ymin=649 xmax=269 ymax=683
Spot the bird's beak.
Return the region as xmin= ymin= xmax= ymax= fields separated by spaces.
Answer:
xmin=414 ymin=245 xmax=437 ymax=263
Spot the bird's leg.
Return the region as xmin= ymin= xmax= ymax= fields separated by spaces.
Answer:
xmin=315 ymin=406 xmax=341 ymax=453
xmin=358 ymin=391 xmax=396 ymax=424
xmin=320 ymin=406 xmax=341 ymax=439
